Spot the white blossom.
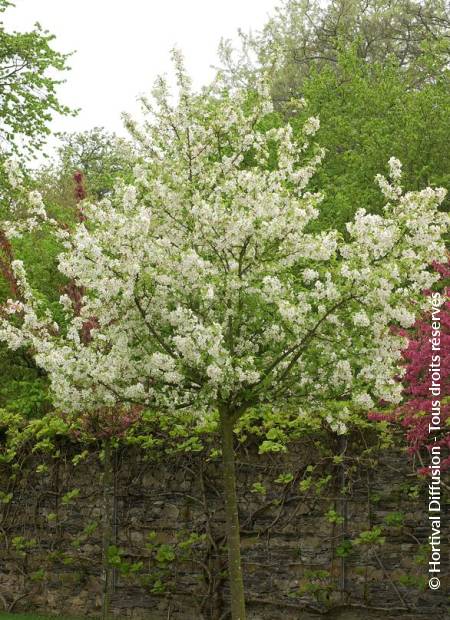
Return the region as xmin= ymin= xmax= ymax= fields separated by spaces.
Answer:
xmin=0 ymin=60 xmax=448 ymax=423
xmin=302 ymin=116 xmax=320 ymax=136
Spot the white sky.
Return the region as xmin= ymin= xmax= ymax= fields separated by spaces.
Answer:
xmin=4 ymin=0 xmax=279 ymax=151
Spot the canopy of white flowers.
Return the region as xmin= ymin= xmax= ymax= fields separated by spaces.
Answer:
xmin=1 ymin=52 xmax=448 ymax=430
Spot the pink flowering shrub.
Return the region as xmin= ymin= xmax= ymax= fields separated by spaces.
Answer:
xmin=370 ymin=261 xmax=450 ymax=473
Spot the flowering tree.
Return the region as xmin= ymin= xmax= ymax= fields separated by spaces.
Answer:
xmin=0 ymin=54 xmax=448 ymax=619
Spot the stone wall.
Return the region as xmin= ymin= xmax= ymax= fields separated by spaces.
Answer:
xmin=0 ymin=435 xmax=448 ymax=619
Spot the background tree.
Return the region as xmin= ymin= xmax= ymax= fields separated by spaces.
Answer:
xmin=40 ymin=128 xmax=137 ymax=204
xmin=285 ymin=46 xmax=450 ymax=230
xmin=0 ymin=0 xmax=73 ymax=417
xmin=0 ymin=0 xmax=72 ymax=157
xmin=219 ymin=0 xmax=450 ymax=98
xmin=219 ymin=0 xmax=450 ymax=230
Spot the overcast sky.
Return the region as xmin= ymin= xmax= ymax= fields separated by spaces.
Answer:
xmin=4 ymin=0 xmax=279 ymax=150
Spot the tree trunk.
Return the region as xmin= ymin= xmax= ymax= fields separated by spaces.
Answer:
xmin=101 ymin=439 xmax=114 ymax=620
xmin=219 ymin=409 xmax=246 ymax=620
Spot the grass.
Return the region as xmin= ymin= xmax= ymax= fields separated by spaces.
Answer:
xmin=0 ymin=614 xmax=85 ymax=620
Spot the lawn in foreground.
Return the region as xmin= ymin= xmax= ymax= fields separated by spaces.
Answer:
xmin=0 ymin=614 xmax=86 ymax=620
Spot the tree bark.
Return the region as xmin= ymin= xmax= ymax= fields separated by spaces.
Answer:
xmin=101 ymin=439 xmax=114 ymax=620
xmin=219 ymin=408 xmax=246 ymax=620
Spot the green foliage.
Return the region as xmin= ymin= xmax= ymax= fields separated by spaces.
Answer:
xmin=37 ymin=127 xmax=137 ymax=212
xmin=292 ymin=47 xmax=450 ymax=231
xmin=222 ymin=3 xmax=450 ymax=237
xmin=396 ymin=573 xmax=427 ymax=590
xmin=298 ymin=476 xmax=312 ymax=492
xmin=0 ymin=12 xmax=86 ymax=424
xmin=222 ymin=0 xmax=450 ymax=99
xmin=30 ymin=568 xmax=46 ymax=582
xmin=250 ymin=481 xmax=267 ymax=495
xmin=413 ymin=544 xmax=429 ymax=566
xmin=296 ymin=569 xmax=333 ymax=603
xmin=11 ymin=534 xmax=37 ymax=556
xmin=155 ymin=543 xmax=176 ymax=564
xmin=274 ymin=472 xmax=294 ymax=484
xmin=399 ymin=481 xmax=421 ymax=499
xmin=0 ymin=346 xmax=51 ymax=417
xmin=61 ymin=488 xmax=80 ymax=506
xmin=107 ymin=544 xmax=137 ymax=575
xmin=325 ymin=507 xmax=344 ymax=525
xmin=10 ymin=227 xmax=69 ymax=303
xmin=383 ymin=511 xmax=405 ymax=527
xmin=71 ymin=450 xmax=89 ymax=466
xmin=258 ymin=439 xmax=287 ymax=454
xmin=353 ymin=525 xmax=385 ymax=546
xmin=0 ymin=2 xmax=73 ymax=156
xmin=0 ymin=489 xmax=12 ymax=503
xmin=108 ymin=531 xmax=206 ymax=595
xmin=336 ymin=539 xmax=353 ymax=558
